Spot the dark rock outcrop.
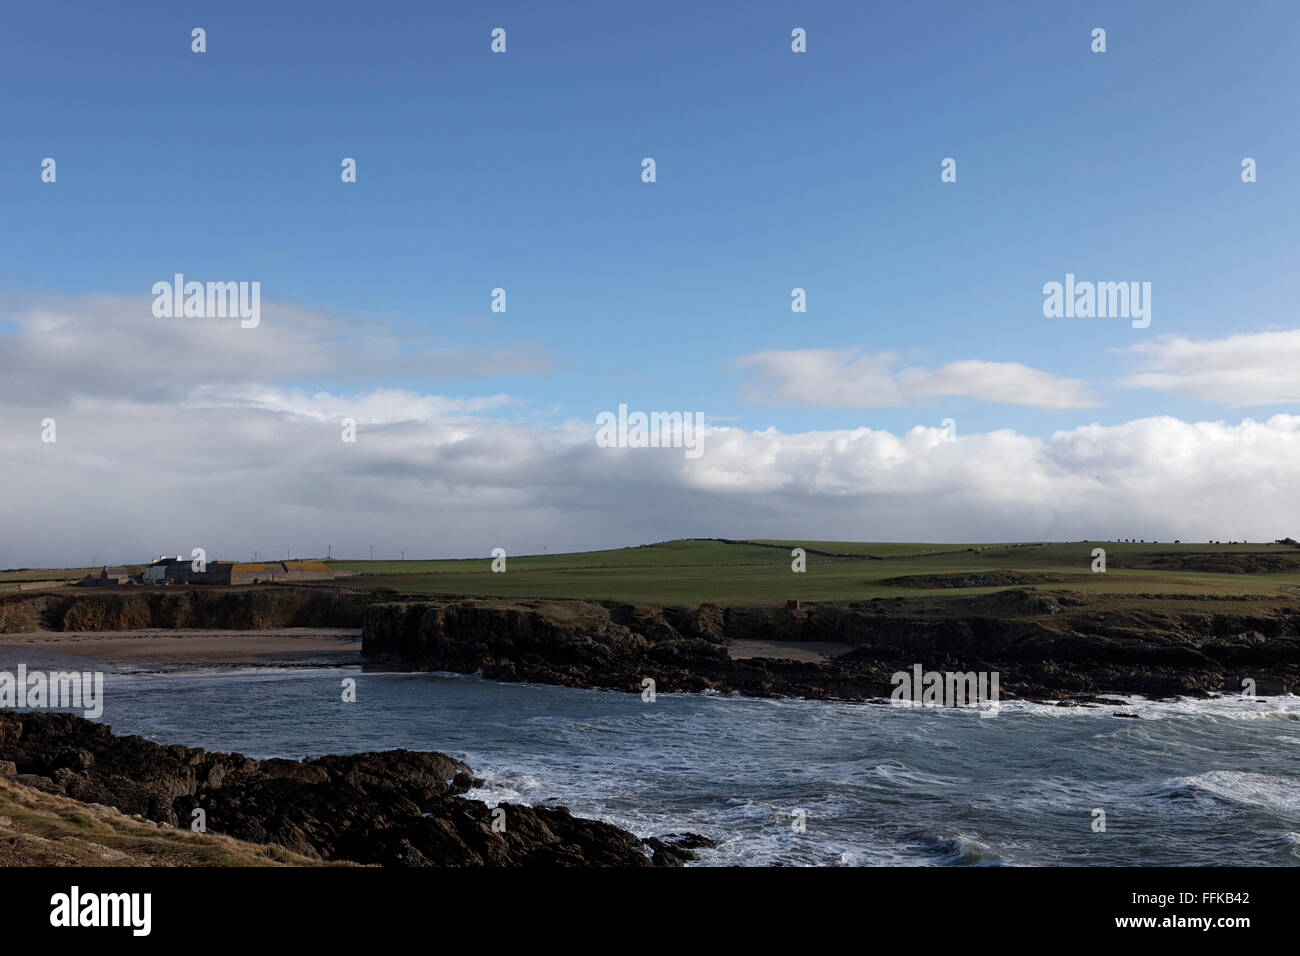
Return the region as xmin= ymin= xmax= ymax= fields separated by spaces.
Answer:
xmin=361 ymin=593 xmax=1300 ymax=702
xmin=0 ymin=587 xmax=379 ymax=633
xmin=1146 ymin=553 xmax=1300 ymax=574
xmin=0 ymin=711 xmax=712 ymax=866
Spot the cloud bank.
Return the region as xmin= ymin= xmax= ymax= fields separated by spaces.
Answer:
xmin=2 ymin=296 xmax=1297 ymax=567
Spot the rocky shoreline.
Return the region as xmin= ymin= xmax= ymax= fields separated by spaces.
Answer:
xmin=13 ymin=584 xmax=1299 ymax=704
xmin=0 ymin=711 xmax=713 ymax=867
xmin=360 ymin=590 xmax=1300 ymax=702
xmin=3 ymin=585 xmax=1297 ymax=867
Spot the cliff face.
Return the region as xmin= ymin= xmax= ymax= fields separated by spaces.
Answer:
xmin=362 ymin=599 xmax=735 ymax=693
xmin=0 ymin=588 xmax=376 ymax=633
xmin=0 ymin=711 xmax=710 ymax=867
xmin=361 ymin=593 xmax=1300 ymax=701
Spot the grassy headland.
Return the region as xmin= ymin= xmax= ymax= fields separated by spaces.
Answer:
xmin=324 ymin=538 xmax=1300 ymax=613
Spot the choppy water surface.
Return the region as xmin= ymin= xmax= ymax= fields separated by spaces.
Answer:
xmin=66 ymin=667 xmax=1300 ymax=865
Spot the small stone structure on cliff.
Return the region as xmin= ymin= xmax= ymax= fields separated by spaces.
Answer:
xmin=142 ymin=557 xmax=342 ymax=585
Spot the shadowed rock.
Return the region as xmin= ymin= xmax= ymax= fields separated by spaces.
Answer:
xmin=0 ymin=711 xmax=713 ymax=866
xmin=361 ymin=594 xmax=1300 ymax=702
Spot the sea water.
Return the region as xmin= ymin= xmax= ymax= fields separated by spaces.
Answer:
xmin=16 ymin=661 xmax=1300 ymax=866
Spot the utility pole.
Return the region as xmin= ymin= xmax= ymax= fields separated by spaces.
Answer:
xmin=327 ymin=544 xmax=332 ymax=560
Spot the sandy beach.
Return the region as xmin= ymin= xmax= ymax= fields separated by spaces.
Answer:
xmin=726 ymin=639 xmax=856 ymax=663
xmin=0 ymin=628 xmax=361 ymax=666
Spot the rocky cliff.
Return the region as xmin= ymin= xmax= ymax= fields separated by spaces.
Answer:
xmin=0 ymin=587 xmax=376 ymax=633
xmin=361 ymin=592 xmax=1300 ymax=701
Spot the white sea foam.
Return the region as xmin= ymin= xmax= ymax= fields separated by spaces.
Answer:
xmin=939 ymin=692 xmax=1300 ymax=721
xmin=1162 ymin=770 xmax=1300 ymax=816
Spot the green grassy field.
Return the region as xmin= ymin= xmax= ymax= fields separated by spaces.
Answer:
xmin=6 ymin=539 xmax=1297 ymax=610
xmin=323 ymin=538 xmax=1300 ymax=609
xmin=0 ymin=567 xmax=138 ymax=589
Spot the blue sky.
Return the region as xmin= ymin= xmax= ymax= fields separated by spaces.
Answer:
xmin=2 ymin=1 xmax=1298 ymax=562
xmin=5 ymin=1 xmax=1296 ymax=434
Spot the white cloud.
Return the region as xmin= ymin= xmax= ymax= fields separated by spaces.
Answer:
xmin=0 ymin=292 xmax=551 ymax=406
xmin=2 ymin=390 xmax=1296 ymax=566
xmin=3 ymin=295 xmax=1297 ymax=568
xmin=732 ymin=348 xmax=1098 ymax=410
xmin=1118 ymin=329 xmax=1300 ymax=406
